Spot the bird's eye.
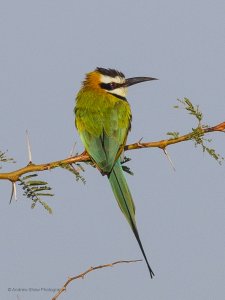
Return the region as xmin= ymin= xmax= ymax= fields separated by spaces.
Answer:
xmin=99 ymin=82 xmax=117 ymax=91
xmin=109 ymin=82 xmax=116 ymax=89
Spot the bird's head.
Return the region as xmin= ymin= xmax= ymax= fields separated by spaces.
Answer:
xmin=82 ymin=67 xmax=157 ymax=100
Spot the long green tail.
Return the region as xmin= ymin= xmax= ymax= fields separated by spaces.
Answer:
xmin=108 ymin=160 xmax=154 ymax=278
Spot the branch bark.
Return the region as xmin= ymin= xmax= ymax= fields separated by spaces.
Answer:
xmin=0 ymin=121 xmax=224 ymax=182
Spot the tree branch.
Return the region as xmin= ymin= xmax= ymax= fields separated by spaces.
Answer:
xmin=0 ymin=121 xmax=224 ymax=183
xmin=52 ymin=259 xmax=142 ymax=300
xmin=125 ymin=121 xmax=225 ymax=151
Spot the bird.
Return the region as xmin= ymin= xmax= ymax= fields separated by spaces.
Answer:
xmin=75 ymin=67 xmax=157 ymax=278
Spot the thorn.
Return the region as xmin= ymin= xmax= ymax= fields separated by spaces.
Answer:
xmin=69 ymin=142 xmax=77 ymax=157
xmin=9 ymin=183 xmax=14 ymax=204
xmin=163 ymin=148 xmax=176 ymax=171
xmin=9 ymin=182 xmax=17 ymax=204
xmin=137 ymin=137 xmax=144 ymax=148
xmin=14 ymin=182 xmax=17 ymax=200
xmin=26 ymin=130 xmax=32 ymax=163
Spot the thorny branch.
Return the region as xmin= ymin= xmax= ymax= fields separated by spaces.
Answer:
xmin=52 ymin=259 xmax=142 ymax=300
xmin=125 ymin=121 xmax=225 ymax=151
xmin=0 ymin=121 xmax=225 ymax=183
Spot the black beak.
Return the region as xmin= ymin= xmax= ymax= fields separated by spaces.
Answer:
xmin=124 ymin=76 xmax=158 ymax=87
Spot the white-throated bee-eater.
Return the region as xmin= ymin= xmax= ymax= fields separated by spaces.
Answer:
xmin=75 ymin=67 xmax=157 ymax=277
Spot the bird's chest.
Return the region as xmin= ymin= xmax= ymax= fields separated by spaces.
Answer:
xmin=76 ymin=91 xmax=131 ymax=136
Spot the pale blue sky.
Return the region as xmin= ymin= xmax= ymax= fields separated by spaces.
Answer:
xmin=0 ymin=1 xmax=225 ymax=299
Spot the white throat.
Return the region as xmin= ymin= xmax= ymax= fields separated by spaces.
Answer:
xmin=110 ymin=86 xmax=127 ymax=98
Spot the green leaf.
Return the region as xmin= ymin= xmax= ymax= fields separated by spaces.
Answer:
xmin=60 ymin=163 xmax=86 ymax=184
xmin=167 ymin=132 xmax=180 ymax=139
xmin=121 ymin=156 xmax=134 ymax=175
xmin=0 ymin=150 xmax=15 ymax=168
xmin=176 ymin=98 xmax=203 ymax=124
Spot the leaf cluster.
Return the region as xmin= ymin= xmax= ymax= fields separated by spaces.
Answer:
xmin=191 ymin=127 xmax=224 ymax=164
xmin=18 ymin=174 xmax=53 ymax=214
xmin=59 ymin=163 xmax=86 ymax=184
xmin=173 ymin=98 xmax=223 ymax=164
xmin=174 ymin=97 xmax=203 ymax=124
xmin=0 ymin=150 xmax=15 ymax=168
xmin=121 ymin=156 xmax=134 ymax=175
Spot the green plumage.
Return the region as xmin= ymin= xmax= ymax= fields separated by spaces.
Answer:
xmin=75 ymin=89 xmax=130 ymax=172
xmin=75 ymin=72 xmax=154 ymax=278
xmin=109 ymin=160 xmax=136 ymax=225
xmin=108 ymin=160 xmax=153 ymax=277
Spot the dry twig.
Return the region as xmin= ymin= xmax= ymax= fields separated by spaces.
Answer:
xmin=52 ymin=259 xmax=142 ymax=300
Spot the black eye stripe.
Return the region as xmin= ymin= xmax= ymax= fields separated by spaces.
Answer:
xmin=100 ymin=82 xmax=122 ymax=90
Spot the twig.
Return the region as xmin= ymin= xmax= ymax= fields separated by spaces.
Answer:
xmin=52 ymin=259 xmax=142 ymax=300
